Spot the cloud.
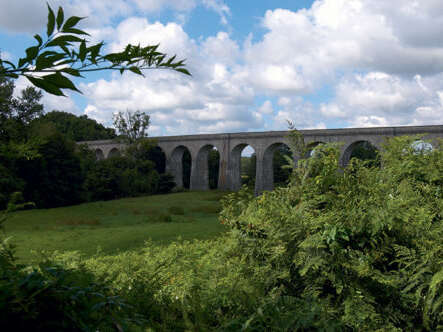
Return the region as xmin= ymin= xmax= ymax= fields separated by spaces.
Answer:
xmin=242 ymin=0 xmax=443 ymax=96
xmin=4 ymin=0 xmax=443 ymax=135
xmin=320 ymin=71 xmax=443 ymax=127
xmin=0 ymin=0 xmax=230 ymax=33
xmin=13 ymin=76 xmax=80 ymax=115
xmin=79 ymin=17 xmax=259 ymax=135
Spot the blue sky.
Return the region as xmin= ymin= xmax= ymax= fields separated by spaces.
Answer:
xmin=1 ymin=0 xmax=443 ymax=136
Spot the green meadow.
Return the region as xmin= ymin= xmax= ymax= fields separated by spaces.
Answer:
xmin=4 ymin=191 xmax=227 ymax=263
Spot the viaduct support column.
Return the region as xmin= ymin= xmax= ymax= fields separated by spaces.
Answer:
xmin=218 ymin=136 xmax=231 ymax=191
xmin=190 ymin=148 xmax=209 ymax=191
xmin=166 ymin=150 xmax=184 ymax=188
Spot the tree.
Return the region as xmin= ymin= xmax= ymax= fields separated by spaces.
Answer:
xmin=35 ymin=111 xmax=116 ymax=141
xmin=113 ymin=110 xmax=150 ymax=144
xmin=0 ymin=78 xmax=43 ymax=142
xmin=0 ymin=4 xmax=190 ymax=96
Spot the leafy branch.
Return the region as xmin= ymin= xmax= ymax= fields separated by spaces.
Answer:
xmin=0 ymin=4 xmax=191 ymax=96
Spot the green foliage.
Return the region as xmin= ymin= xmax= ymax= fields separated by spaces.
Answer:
xmin=0 ymin=236 xmax=136 ymax=331
xmin=0 ymin=5 xmax=190 ymax=96
xmin=273 ymin=145 xmax=292 ymax=186
xmin=220 ymin=135 xmax=443 ymax=330
xmin=84 ymin=155 xmax=159 ymax=201
xmin=158 ymin=173 xmax=176 ymax=194
xmin=34 ymin=111 xmax=116 ymax=141
xmin=0 ymin=78 xmax=43 ymax=142
xmin=169 ymin=206 xmax=185 ymax=215
xmin=113 ymin=110 xmax=151 ymax=144
xmin=18 ymin=125 xmax=84 ymax=208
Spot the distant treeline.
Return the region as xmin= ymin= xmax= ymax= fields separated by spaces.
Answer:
xmin=0 ymin=79 xmax=174 ymax=210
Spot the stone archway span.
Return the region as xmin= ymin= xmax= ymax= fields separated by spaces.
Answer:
xmin=340 ymin=140 xmax=380 ymax=167
xmin=167 ymin=145 xmax=191 ymax=188
xmin=107 ymin=147 xmax=120 ymax=158
xmin=95 ymin=148 xmax=104 ymax=160
xmin=257 ymin=142 xmax=291 ymax=193
xmin=228 ymin=143 xmax=258 ymax=191
xmin=190 ymin=144 xmax=221 ymax=191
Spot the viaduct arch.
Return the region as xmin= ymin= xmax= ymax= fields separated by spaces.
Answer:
xmin=80 ymin=125 xmax=443 ymax=194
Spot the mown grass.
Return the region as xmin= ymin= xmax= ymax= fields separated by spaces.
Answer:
xmin=4 ymin=191 xmax=228 ymax=263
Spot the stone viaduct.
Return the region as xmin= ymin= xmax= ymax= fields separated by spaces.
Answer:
xmin=80 ymin=125 xmax=443 ymax=194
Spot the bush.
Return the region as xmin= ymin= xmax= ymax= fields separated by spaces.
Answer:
xmin=220 ymin=136 xmax=443 ymax=330
xmin=168 ymin=206 xmax=185 ymax=215
xmin=0 ymin=216 xmax=138 ymax=331
xmin=156 ymin=213 xmax=173 ymax=222
xmin=158 ymin=173 xmax=176 ymax=194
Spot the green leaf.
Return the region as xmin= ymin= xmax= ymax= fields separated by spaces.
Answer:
xmin=35 ymin=53 xmax=65 ymax=70
xmin=175 ymin=68 xmax=191 ymax=76
xmin=88 ymin=42 xmax=103 ymax=63
xmin=62 ymin=16 xmax=84 ymax=31
xmin=25 ymin=75 xmax=65 ymax=96
xmin=129 ymin=66 xmax=143 ymax=76
xmin=44 ymin=72 xmax=81 ymax=93
xmin=79 ymin=40 xmax=87 ymax=62
xmin=18 ymin=58 xmax=27 ymax=68
xmin=47 ymin=4 xmax=56 ymax=36
xmin=34 ymin=34 xmax=43 ymax=47
xmin=46 ymin=35 xmax=83 ymax=47
xmin=56 ymin=6 xmax=64 ymax=30
xmin=25 ymin=46 xmax=39 ymax=62
xmin=62 ymin=28 xmax=90 ymax=36
xmin=61 ymin=68 xmax=82 ymax=77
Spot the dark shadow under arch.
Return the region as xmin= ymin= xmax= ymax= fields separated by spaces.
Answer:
xmin=342 ymin=140 xmax=379 ymax=167
xmin=95 ymin=148 xmax=104 ymax=160
xmin=108 ymin=148 xmax=120 ymax=158
xmin=263 ymin=142 xmax=293 ymax=190
xmin=171 ymin=145 xmax=191 ymax=189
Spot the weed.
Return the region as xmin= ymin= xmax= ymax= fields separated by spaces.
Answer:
xmin=191 ymin=205 xmax=221 ymax=214
xmin=168 ymin=206 xmax=185 ymax=215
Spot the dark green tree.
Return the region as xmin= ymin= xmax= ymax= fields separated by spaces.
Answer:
xmin=35 ymin=111 xmax=116 ymax=141
xmin=113 ymin=110 xmax=150 ymax=144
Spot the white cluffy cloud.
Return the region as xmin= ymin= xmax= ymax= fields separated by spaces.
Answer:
xmin=320 ymin=72 xmax=443 ymax=127
xmin=80 ymin=18 xmax=261 ymax=135
xmin=0 ymin=0 xmax=230 ymax=32
xmin=4 ymin=0 xmax=443 ymax=135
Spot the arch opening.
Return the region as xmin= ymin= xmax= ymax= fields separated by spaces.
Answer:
xmin=171 ymin=145 xmax=191 ymax=189
xmin=342 ymin=141 xmax=379 ymax=167
xmin=262 ymin=143 xmax=293 ymax=191
xmin=190 ymin=144 xmax=220 ymax=191
xmin=306 ymin=142 xmax=325 ymax=158
xmin=147 ymin=146 xmax=166 ymax=174
xmin=108 ymin=148 xmax=120 ymax=158
xmin=208 ymin=147 xmax=220 ymax=189
xmin=95 ymin=148 xmax=104 ymax=160
xmin=240 ymin=145 xmax=256 ymax=189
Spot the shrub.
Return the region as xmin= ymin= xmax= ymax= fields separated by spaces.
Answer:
xmin=220 ymin=136 xmax=443 ymax=331
xmin=168 ymin=206 xmax=185 ymax=215
xmin=157 ymin=213 xmax=173 ymax=222
xmin=158 ymin=173 xmax=176 ymax=194
xmin=0 ymin=216 xmax=137 ymax=331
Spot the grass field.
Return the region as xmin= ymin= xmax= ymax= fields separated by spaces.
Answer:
xmin=4 ymin=191 xmax=228 ymax=263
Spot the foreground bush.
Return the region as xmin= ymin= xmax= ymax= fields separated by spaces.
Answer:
xmin=220 ymin=136 xmax=442 ymax=330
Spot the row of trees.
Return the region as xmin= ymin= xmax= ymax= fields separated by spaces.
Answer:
xmin=0 ymin=4 xmax=191 ymax=210
xmin=0 ymin=77 xmax=175 ymax=209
